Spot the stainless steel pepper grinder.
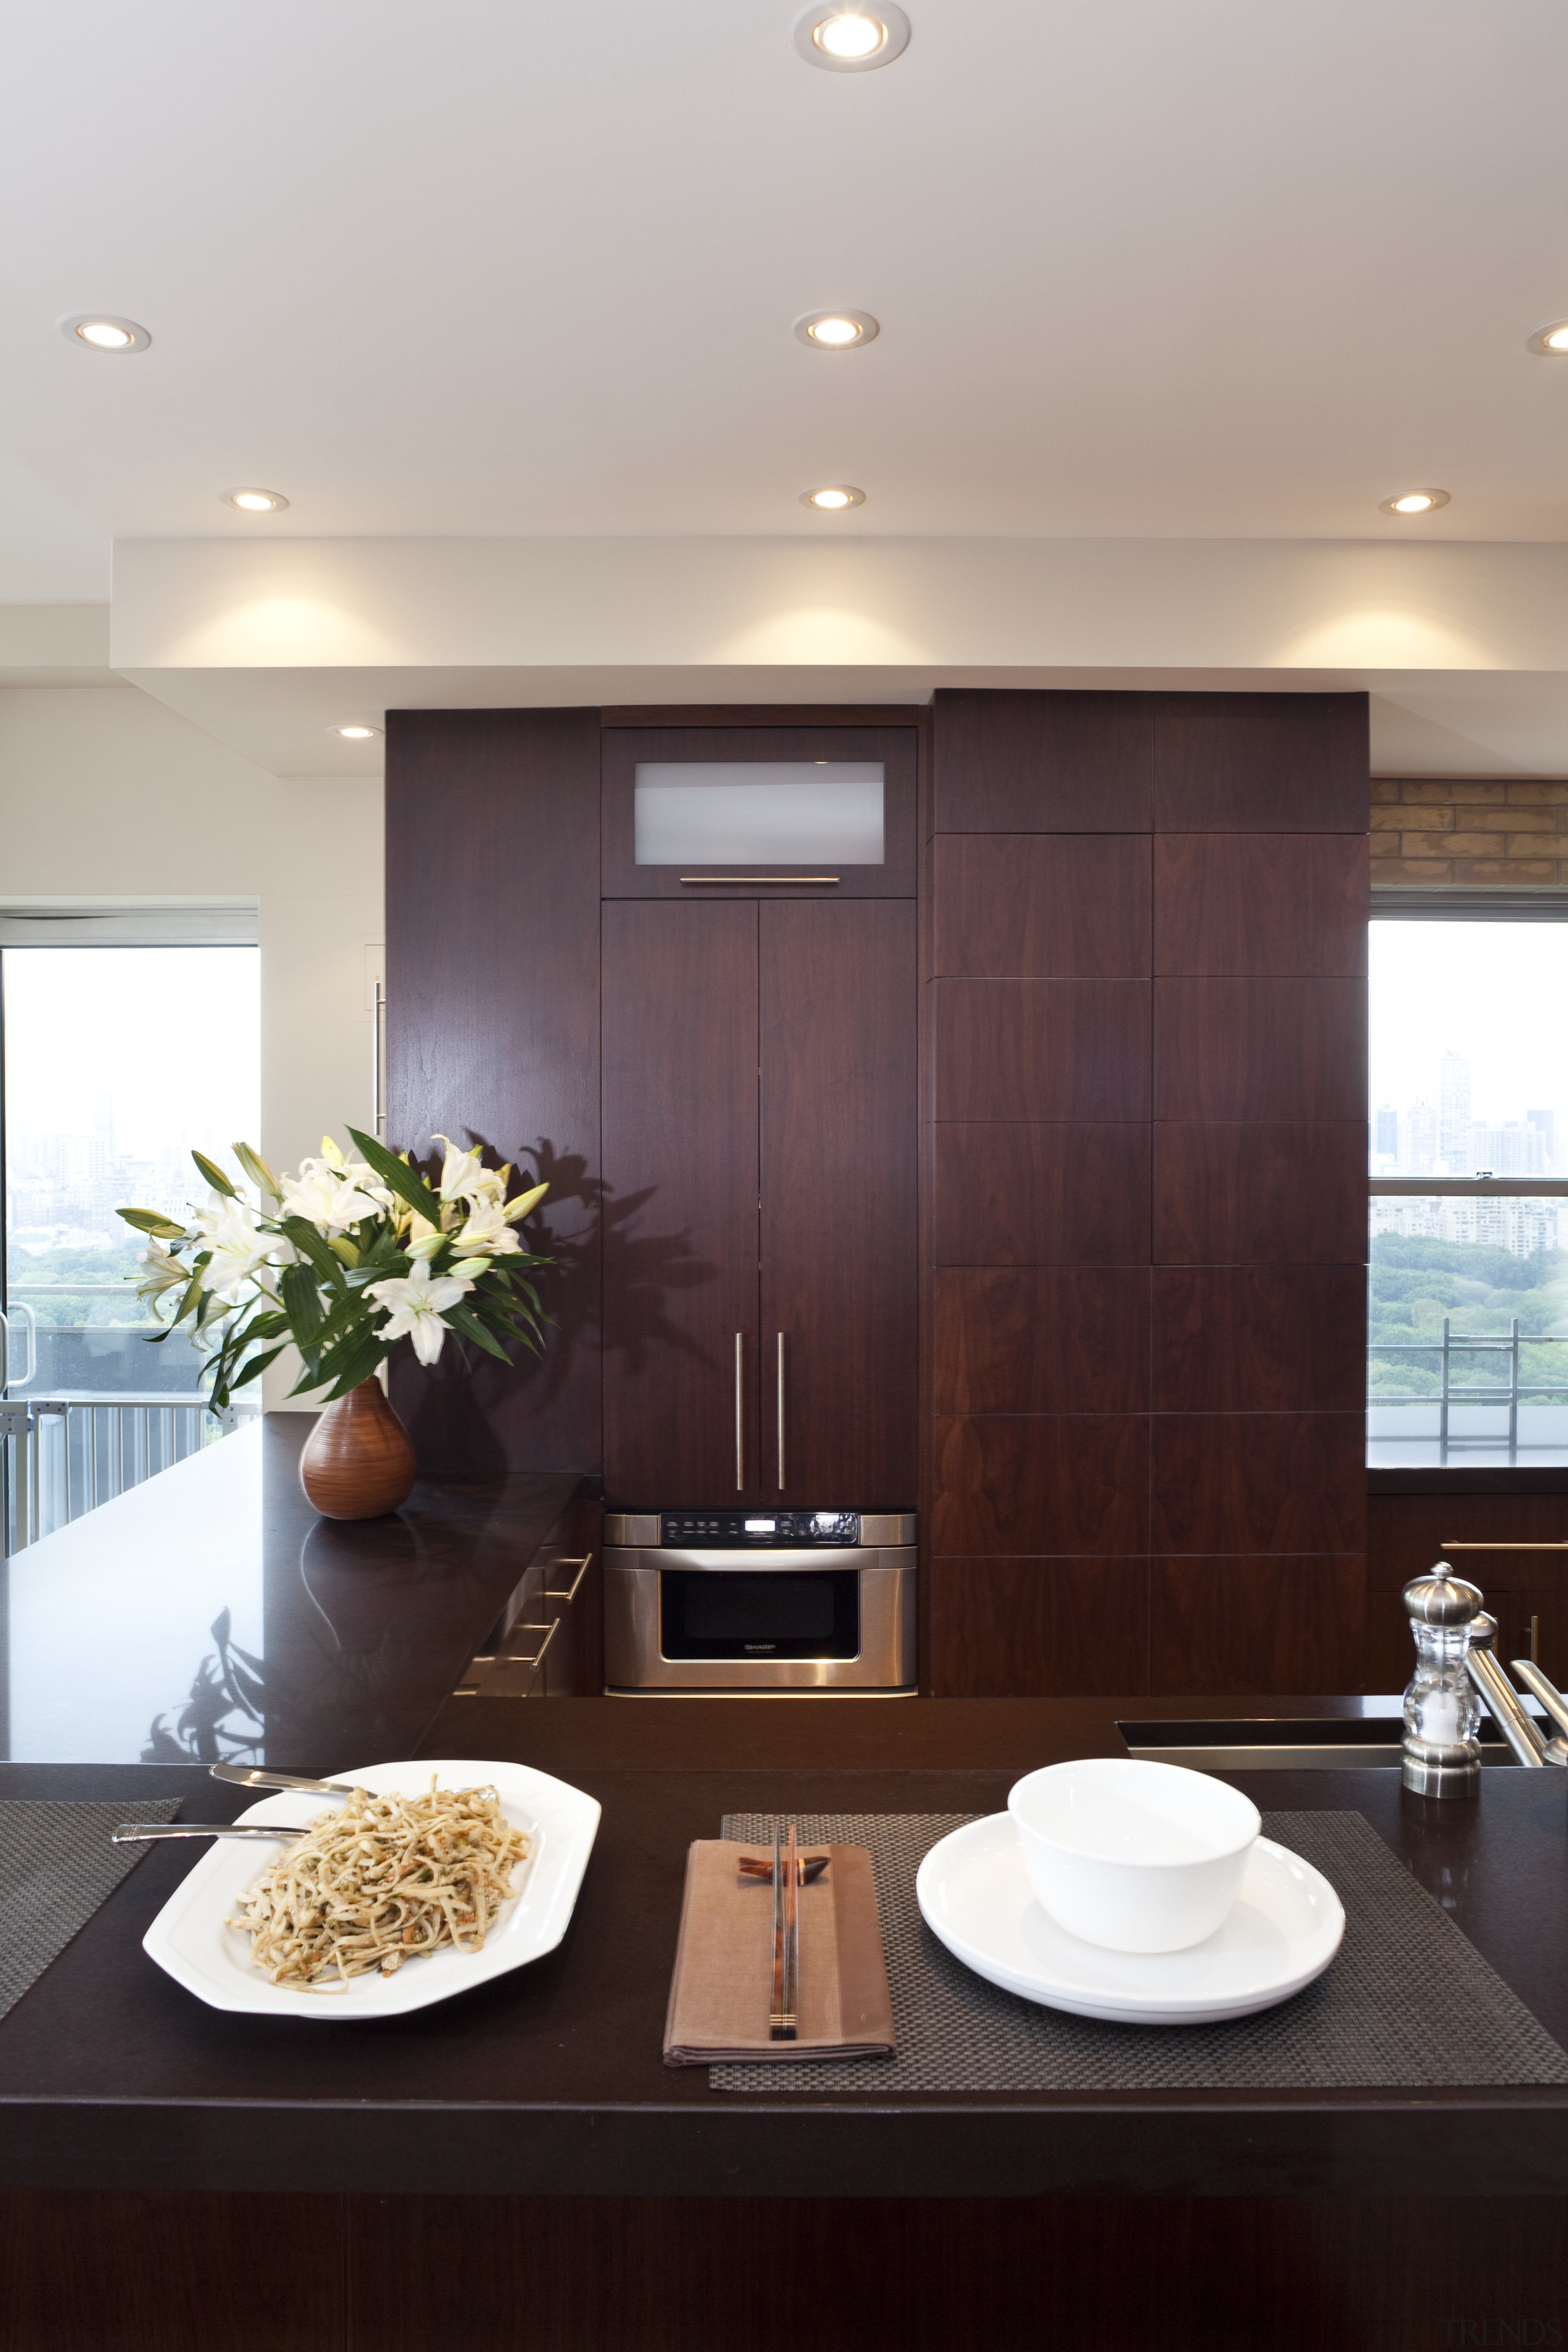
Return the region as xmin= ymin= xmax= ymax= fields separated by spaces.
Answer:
xmin=1400 ymin=1564 xmax=1485 ymax=1795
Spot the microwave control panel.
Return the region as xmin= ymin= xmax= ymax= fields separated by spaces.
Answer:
xmin=658 ymin=1510 xmax=859 ymax=1549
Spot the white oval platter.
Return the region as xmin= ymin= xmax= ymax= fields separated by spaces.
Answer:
xmin=141 ymin=1757 xmax=600 ymax=2022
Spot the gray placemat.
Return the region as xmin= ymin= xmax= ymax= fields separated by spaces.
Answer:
xmin=0 ymin=1799 xmax=181 ymax=2026
xmin=714 ymin=1811 xmax=1568 ymax=2093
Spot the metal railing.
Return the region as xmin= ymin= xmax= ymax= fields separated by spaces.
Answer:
xmin=1369 ymin=1320 xmax=1568 ymax=1456
xmin=0 ymin=1392 xmax=257 ymax=1556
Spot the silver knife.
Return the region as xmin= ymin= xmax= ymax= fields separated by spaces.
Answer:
xmin=210 ymin=1762 xmax=362 ymax=1798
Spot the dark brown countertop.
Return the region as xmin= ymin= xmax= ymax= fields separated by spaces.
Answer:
xmin=3 ymin=1696 xmax=1567 ymax=2200
xmin=0 ymin=1417 xmax=581 ymax=1766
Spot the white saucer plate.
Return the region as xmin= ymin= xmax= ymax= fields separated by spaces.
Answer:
xmin=916 ymin=1814 xmax=1344 ymax=2026
xmin=143 ymin=1758 xmax=600 ymax=2021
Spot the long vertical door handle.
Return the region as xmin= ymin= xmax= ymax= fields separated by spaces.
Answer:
xmin=735 ymin=1332 xmax=744 ymax=1492
xmin=776 ymin=1333 xmax=786 ymax=1493
xmin=373 ymin=979 xmax=388 ymax=1139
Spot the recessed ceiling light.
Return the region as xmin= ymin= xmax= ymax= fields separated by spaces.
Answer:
xmin=59 ymin=313 xmax=151 ymax=354
xmin=1377 ymin=488 xmax=1450 ymax=516
xmin=793 ymin=4 xmax=911 ymax=71
xmin=799 ymin=484 xmax=866 ymax=510
xmin=794 ymin=309 xmax=880 ymax=349
xmin=1526 ymin=319 xmax=1568 ymax=356
xmin=326 ymin=724 xmax=383 ymax=741
xmin=222 ymin=487 xmax=290 ymax=513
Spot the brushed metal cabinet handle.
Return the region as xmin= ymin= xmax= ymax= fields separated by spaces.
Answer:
xmin=735 ymin=1332 xmax=744 ymax=1491
xmin=776 ymin=1332 xmax=786 ymax=1493
xmin=543 ymin=1555 xmax=592 ymax=1603
xmin=509 ymin=1618 xmax=560 ymax=1671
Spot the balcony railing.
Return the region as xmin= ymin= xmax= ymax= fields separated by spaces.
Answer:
xmin=0 ymin=1392 xmax=258 ymax=1556
xmin=1368 ymin=1320 xmax=1568 ymax=1460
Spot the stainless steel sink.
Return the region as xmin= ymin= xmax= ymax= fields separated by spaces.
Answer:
xmin=1118 ymin=1715 xmax=1521 ymax=1770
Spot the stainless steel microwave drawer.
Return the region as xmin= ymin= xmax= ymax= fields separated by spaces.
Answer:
xmin=603 ymin=1545 xmax=916 ymax=1692
xmin=604 ymin=1513 xmax=916 ymax=1549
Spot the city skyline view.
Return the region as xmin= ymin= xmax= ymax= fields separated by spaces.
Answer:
xmin=2 ymin=946 xmax=260 ymax=1259
xmin=1369 ymin=920 xmax=1568 ymax=1177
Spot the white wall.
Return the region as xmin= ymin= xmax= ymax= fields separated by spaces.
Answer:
xmin=0 ymin=682 xmax=384 ymax=1406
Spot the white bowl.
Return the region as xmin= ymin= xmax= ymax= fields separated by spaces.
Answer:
xmin=1007 ymin=1758 xmax=1261 ymax=1954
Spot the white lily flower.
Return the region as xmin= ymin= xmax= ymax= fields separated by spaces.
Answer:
xmin=365 ymin=1259 xmax=473 ymax=1366
xmin=187 ymin=1195 xmax=276 ymax=1305
xmin=503 ymin=1180 xmax=549 ymax=1224
xmin=337 ymin=1155 xmax=396 ymax=1213
xmin=450 ymin=1199 xmax=521 ymax=1258
xmin=405 ymin=1229 xmax=447 ymax=1262
xmin=279 ymin=1156 xmax=385 ymax=1237
xmin=135 ymin=1238 xmax=188 ymax=1302
xmin=429 ymin=1133 xmax=491 ymax=1205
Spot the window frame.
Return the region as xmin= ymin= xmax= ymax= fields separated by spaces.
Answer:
xmin=1368 ymin=888 xmax=1568 ymax=1477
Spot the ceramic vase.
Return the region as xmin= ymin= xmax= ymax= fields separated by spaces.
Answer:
xmin=298 ymin=1377 xmax=417 ymax=1520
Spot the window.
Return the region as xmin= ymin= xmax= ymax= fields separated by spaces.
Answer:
xmin=1 ymin=914 xmax=260 ymax=1547
xmin=1368 ymin=903 xmax=1568 ymax=1466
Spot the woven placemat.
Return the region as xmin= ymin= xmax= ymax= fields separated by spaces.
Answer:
xmin=713 ymin=1811 xmax=1568 ymax=2093
xmin=0 ymin=1798 xmax=181 ymax=2026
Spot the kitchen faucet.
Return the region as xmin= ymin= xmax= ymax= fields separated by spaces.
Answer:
xmin=1439 ymin=1537 xmax=1568 ymax=1767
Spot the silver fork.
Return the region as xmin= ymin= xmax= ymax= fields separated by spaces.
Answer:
xmin=111 ymin=1822 xmax=309 ymax=1844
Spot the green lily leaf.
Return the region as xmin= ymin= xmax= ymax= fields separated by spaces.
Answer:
xmin=345 ymin=1126 xmax=447 ymax=1227
xmin=442 ymin=1302 xmax=512 ymax=1363
xmin=301 ymin=1325 xmax=387 ymax=1400
xmin=279 ymin=1263 xmax=323 ymax=1348
xmin=276 ymin=1215 xmax=343 ymax=1283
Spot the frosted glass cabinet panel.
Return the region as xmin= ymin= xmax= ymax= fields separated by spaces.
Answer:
xmin=634 ymin=763 xmax=885 ymax=867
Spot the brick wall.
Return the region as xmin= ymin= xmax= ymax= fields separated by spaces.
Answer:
xmin=1371 ymin=777 xmax=1568 ymax=884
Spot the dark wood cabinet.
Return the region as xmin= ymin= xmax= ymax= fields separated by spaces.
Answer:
xmin=385 ymin=707 xmax=602 ymax=1476
xmin=601 ymin=901 xmax=761 ymax=1507
xmin=929 ymin=687 xmax=1369 ymax=1700
xmin=760 ymin=900 xmax=916 ymax=1506
xmin=1365 ymin=1490 xmax=1568 ymax=1692
xmin=603 ymin=899 xmax=916 ymax=1509
xmin=930 ymin=1559 xmax=1151 ymax=1696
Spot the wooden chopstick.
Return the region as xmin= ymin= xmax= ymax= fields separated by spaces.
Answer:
xmin=782 ymin=1822 xmax=799 ymax=2040
xmin=769 ymin=1823 xmax=788 ymax=2040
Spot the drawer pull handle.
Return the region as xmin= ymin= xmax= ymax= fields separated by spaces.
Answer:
xmin=508 ymin=1618 xmax=560 ymax=1671
xmin=776 ymin=1332 xmax=786 ymax=1493
xmin=543 ymin=1555 xmax=592 ymax=1603
xmin=735 ymin=1332 xmax=745 ymax=1491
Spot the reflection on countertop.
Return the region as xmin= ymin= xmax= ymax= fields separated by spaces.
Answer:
xmin=0 ymin=1415 xmax=582 ymax=1767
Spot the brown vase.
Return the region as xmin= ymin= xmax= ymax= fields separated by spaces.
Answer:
xmin=299 ymin=1378 xmax=418 ymax=1520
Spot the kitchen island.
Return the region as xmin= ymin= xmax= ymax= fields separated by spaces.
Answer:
xmin=1 ymin=1427 xmax=1564 ymax=2348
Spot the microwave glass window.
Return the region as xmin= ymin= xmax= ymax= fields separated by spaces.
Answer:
xmin=659 ymin=1569 xmax=861 ymax=1659
xmin=633 ymin=763 xmax=885 ymax=867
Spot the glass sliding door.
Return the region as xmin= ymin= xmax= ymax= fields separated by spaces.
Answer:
xmin=1 ymin=925 xmax=260 ymax=1545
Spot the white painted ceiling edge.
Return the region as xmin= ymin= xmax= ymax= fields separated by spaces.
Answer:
xmin=97 ymin=536 xmax=1568 ymax=779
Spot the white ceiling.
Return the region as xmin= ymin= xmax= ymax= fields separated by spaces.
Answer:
xmin=3 ymin=0 xmax=1566 ymax=581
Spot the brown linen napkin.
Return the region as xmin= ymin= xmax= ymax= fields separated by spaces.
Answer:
xmin=663 ymin=1840 xmax=895 ymax=2066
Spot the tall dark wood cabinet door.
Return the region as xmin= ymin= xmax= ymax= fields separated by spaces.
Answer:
xmin=601 ymin=902 xmax=762 ymax=1504
xmin=760 ymin=901 xmax=917 ymax=1509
